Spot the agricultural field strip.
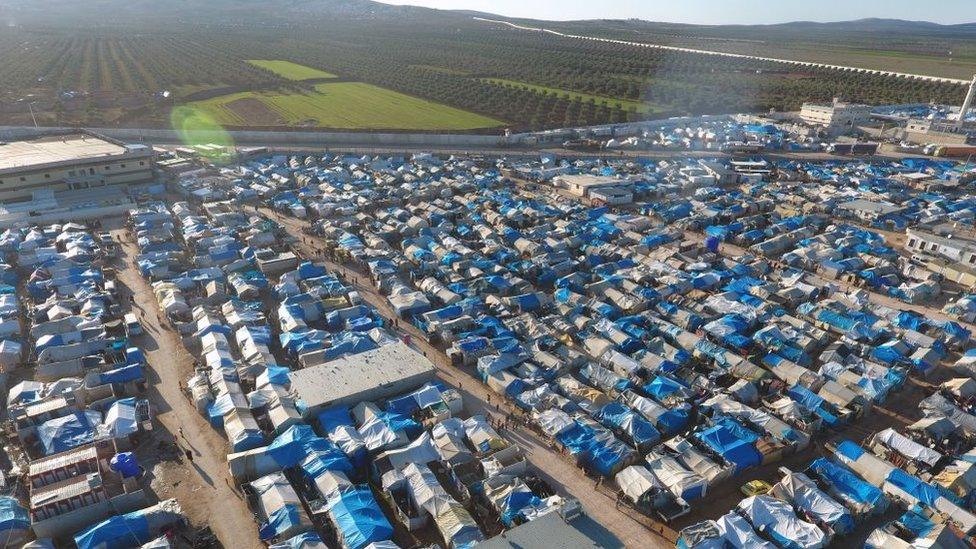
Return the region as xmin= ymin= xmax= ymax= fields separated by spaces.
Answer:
xmin=482 ymin=77 xmax=655 ymax=113
xmin=246 ymin=60 xmax=337 ymax=81
xmin=188 ymin=82 xmax=504 ymax=130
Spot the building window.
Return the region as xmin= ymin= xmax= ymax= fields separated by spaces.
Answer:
xmin=19 ymin=177 xmax=24 ymax=182
xmin=930 ymin=243 xmax=939 ymax=252
xmin=44 ymin=174 xmax=50 ymax=179
xmin=908 ymin=238 xmax=917 ymax=248
xmin=89 ymin=168 xmax=95 ymax=175
xmin=970 ymin=256 xmax=976 ymax=264
xmin=68 ymin=170 xmax=76 ymax=177
xmin=120 ymin=164 xmax=126 ymax=168
xmin=139 ymin=161 xmax=145 ymax=166
xmin=105 ymin=166 xmax=110 ymax=171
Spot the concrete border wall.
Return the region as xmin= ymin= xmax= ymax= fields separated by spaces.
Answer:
xmin=0 ymin=126 xmax=505 ymax=147
xmin=0 ymin=203 xmax=134 ymax=229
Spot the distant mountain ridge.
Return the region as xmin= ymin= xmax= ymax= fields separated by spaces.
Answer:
xmin=0 ymin=0 xmax=971 ymax=32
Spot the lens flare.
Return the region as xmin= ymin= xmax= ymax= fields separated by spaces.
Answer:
xmin=170 ymin=105 xmax=235 ymax=163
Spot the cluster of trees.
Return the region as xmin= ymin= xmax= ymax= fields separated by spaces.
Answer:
xmin=0 ymin=14 xmax=968 ymax=130
xmin=257 ymin=22 xmax=966 ymax=128
xmin=0 ymin=30 xmax=275 ymax=99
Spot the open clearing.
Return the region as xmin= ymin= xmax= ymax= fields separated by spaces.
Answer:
xmin=187 ymin=82 xmax=504 ymax=130
xmin=482 ymin=77 xmax=658 ymax=113
xmin=246 ymin=59 xmax=338 ymax=80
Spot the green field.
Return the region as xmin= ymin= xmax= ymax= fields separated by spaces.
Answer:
xmin=187 ymin=82 xmax=504 ymax=130
xmin=246 ymin=60 xmax=337 ymax=81
xmin=483 ymin=78 xmax=657 ymax=113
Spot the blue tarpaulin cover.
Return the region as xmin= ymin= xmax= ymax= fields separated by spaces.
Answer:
xmin=899 ymin=506 xmax=935 ymax=538
xmin=697 ymin=419 xmax=762 ymax=472
xmin=808 ymin=458 xmax=886 ymax=512
xmin=98 ymin=363 xmax=145 ymax=385
xmin=886 ymin=468 xmax=943 ymax=507
xmin=0 ymin=497 xmax=28 ymax=536
xmin=317 ymin=407 xmax=353 ymax=434
xmin=74 ymin=507 xmax=151 ymax=549
xmin=260 ymin=504 xmax=305 ymax=540
xmin=37 ymin=410 xmax=101 ymax=455
xmin=835 ymin=440 xmax=865 ymax=461
xmin=326 ymin=486 xmax=394 ymax=549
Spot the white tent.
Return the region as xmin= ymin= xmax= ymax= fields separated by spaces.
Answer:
xmin=737 ymin=495 xmax=826 ymax=549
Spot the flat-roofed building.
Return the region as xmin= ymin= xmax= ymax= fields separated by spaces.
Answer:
xmin=289 ymin=341 xmax=437 ymax=415
xmin=800 ymin=98 xmax=872 ymax=129
xmin=28 ymin=441 xmax=148 ymax=539
xmin=553 ymin=174 xmax=634 ymax=200
xmin=835 ymin=199 xmax=906 ymax=222
xmin=0 ymin=132 xmax=154 ymax=202
xmin=907 ymin=224 xmax=976 ymax=266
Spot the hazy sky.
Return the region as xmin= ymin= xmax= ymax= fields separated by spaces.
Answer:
xmin=378 ymin=0 xmax=976 ymax=25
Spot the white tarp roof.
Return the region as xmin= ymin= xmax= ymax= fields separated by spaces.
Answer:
xmin=875 ymin=428 xmax=942 ymax=468
xmin=534 ymin=408 xmax=574 ymax=438
xmin=737 ymin=495 xmax=826 ymax=549
xmin=771 ymin=471 xmax=849 ymax=529
xmin=615 ymin=465 xmax=661 ymax=501
xmin=646 ymin=452 xmax=706 ymax=499
xmin=717 ymin=512 xmax=775 ymax=549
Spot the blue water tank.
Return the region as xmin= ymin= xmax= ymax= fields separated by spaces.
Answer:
xmin=109 ymin=452 xmax=141 ymax=479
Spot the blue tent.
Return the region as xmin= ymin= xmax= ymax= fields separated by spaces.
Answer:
xmin=696 ymin=419 xmax=762 ymax=473
xmin=326 ymin=487 xmax=394 ymax=549
xmin=0 ymin=497 xmax=28 ymax=540
xmin=260 ymin=504 xmax=306 ymax=541
xmin=37 ymin=411 xmax=101 ymax=455
xmin=808 ymin=458 xmax=886 ymax=513
xmin=74 ymin=508 xmax=152 ymax=549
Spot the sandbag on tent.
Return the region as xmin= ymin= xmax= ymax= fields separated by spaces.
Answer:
xmin=771 ymin=470 xmax=854 ymax=535
xmin=75 ymin=499 xmax=183 ymax=549
xmin=737 ymin=495 xmax=827 ymax=549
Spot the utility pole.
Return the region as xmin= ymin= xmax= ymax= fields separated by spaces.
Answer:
xmin=27 ymin=101 xmax=37 ymax=128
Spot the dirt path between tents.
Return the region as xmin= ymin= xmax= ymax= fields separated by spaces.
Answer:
xmin=110 ymin=222 xmax=264 ymax=549
xmin=261 ymin=207 xmax=674 ymax=549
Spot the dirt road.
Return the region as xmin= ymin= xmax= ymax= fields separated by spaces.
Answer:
xmin=112 ymin=223 xmax=264 ymax=549
xmin=267 ymin=209 xmax=674 ymax=549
